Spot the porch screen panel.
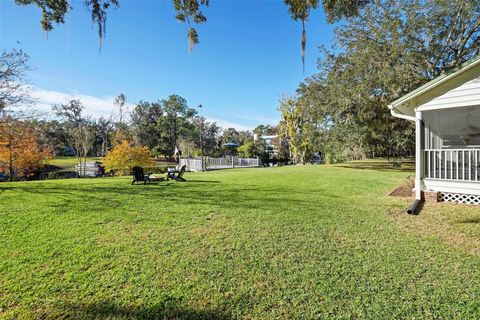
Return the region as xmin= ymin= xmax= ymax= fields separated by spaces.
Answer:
xmin=423 ymin=106 xmax=480 ymax=181
xmin=423 ymin=106 xmax=480 ymax=148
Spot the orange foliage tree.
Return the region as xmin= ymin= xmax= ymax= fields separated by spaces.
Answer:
xmin=0 ymin=120 xmax=52 ymax=181
xmin=103 ymin=140 xmax=155 ymax=176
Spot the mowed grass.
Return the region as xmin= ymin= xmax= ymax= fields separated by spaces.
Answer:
xmin=1 ymin=165 xmax=480 ymax=319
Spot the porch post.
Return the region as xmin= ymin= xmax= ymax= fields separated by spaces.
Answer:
xmin=415 ymin=110 xmax=424 ymax=199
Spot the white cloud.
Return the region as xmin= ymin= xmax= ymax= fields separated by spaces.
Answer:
xmin=233 ymin=113 xmax=279 ymax=126
xmin=23 ymin=86 xmax=254 ymax=131
xmin=27 ymin=86 xmax=123 ymax=119
xmin=206 ymin=118 xmax=254 ymax=131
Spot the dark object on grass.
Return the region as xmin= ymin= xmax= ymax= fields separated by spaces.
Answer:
xmin=132 ymin=166 xmax=150 ymax=185
xmin=167 ymin=165 xmax=187 ymax=182
xmin=407 ymin=199 xmax=422 ymax=215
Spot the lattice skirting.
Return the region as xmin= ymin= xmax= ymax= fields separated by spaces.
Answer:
xmin=439 ymin=192 xmax=480 ymax=205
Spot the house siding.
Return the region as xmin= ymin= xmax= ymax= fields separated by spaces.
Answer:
xmin=417 ymin=73 xmax=480 ymax=111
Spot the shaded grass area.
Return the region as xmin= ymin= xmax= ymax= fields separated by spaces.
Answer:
xmin=337 ymin=158 xmax=415 ymax=172
xmin=1 ymin=165 xmax=480 ymax=318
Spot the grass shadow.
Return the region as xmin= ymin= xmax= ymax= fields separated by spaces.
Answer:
xmin=457 ymin=217 xmax=480 ymax=224
xmin=337 ymin=161 xmax=415 ymax=173
xmin=0 ymin=176 xmax=335 ymax=214
xmin=63 ymin=298 xmax=232 ymax=320
xmin=184 ymin=180 xmax=221 ymax=183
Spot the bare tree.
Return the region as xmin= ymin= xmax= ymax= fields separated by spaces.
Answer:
xmin=52 ymin=100 xmax=95 ymax=176
xmin=97 ymin=115 xmax=114 ymax=156
xmin=0 ymin=49 xmax=31 ymax=112
xmin=114 ymin=93 xmax=127 ymax=125
xmin=74 ymin=123 xmax=96 ymax=176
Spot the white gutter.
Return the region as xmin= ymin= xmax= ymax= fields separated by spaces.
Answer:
xmin=388 ymin=104 xmax=415 ymax=122
xmin=389 ymin=105 xmax=423 ymax=204
xmin=388 ymin=55 xmax=480 ymax=210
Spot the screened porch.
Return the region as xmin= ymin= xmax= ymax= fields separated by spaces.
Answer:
xmin=423 ymin=106 xmax=480 ymax=182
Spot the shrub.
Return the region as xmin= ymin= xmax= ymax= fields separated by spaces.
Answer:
xmin=103 ymin=140 xmax=155 ymax=176
xmin=238 ymin=140 xmax=254 ymax=158
xmin=325 ymin=152 xmax=333 ymax=165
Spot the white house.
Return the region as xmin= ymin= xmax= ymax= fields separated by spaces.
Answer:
xmin=254 ymin=134 xmax=279 ymax=154
xmin=389 ymin=55 xmax=480 ymax=207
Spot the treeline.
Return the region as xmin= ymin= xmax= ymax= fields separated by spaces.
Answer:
xmin=3 ymin=0 xmax=480 ymax=173
xmin=277 ymin=0 xmax=480 ymax=164
xmin=0 ymin=92 xmax=274 ymax=179
xmin=0 ymin=49 xmax=274 ymax=180
xmin=30 ymin=94 xmax=269 ymax=159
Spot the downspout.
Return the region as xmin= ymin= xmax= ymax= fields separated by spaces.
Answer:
xmin=388 ymin=105 xmax=423 ymax=214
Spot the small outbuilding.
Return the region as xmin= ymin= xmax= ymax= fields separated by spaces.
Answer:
xmin=389 ymin=55 xmax=480 ymax=205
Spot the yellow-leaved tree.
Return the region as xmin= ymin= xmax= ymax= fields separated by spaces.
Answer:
xmin=103 ymin=140 xmax=155 ymax=176
xmin=0 ymin=120 xmax=53 ymax=181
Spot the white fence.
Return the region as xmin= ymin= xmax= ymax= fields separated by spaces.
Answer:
xmin=425 ymin=149 xmax=480 ymax=182
xmin=179 ymin=156 xmax=260 ymax=172
xmin=235 ymin=157 xmax=260 ymax=168
xmin=207 ymin=157 xmax=233 ymax=170
xmin=180 ymin=158 xmax=204 ymax=172
xmin=76 ymin=162 xmax=104 ymax=177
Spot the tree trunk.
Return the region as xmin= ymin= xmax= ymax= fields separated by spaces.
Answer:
xmin=9 ymin=145 xmax=13 ymax=182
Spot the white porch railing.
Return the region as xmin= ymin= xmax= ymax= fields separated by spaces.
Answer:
xmin=179 ymin=156 xmax=260 ymax=172
xmin=424 ymin=149 xmax=480 ymax=182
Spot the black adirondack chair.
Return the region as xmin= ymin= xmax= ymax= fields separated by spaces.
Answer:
xmin=167 ymin=165 xmax=187 ymax=182
xmin=131 ymin=166 xmax=150 ymax=185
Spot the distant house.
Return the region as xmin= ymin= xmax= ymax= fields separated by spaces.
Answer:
xmin=389 ymin=56 xmax=480 ymax=206
xmin=254 ymin=134 xmax=278 ymax=154
xmin=63 ymin=146 xmax=75 ymax=156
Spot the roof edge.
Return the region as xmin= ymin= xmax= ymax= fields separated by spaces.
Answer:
xmin=388 ymin=55 xmax=480 ymax=109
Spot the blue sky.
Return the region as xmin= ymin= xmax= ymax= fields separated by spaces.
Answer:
xmin=0 ymin=0 xmax=335 ymax=130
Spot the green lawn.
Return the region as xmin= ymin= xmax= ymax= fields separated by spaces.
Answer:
xmin=47 ymin=157 xmax=103 ymax=169
xmin=1 ymin=165 xmax=480 ymax=319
